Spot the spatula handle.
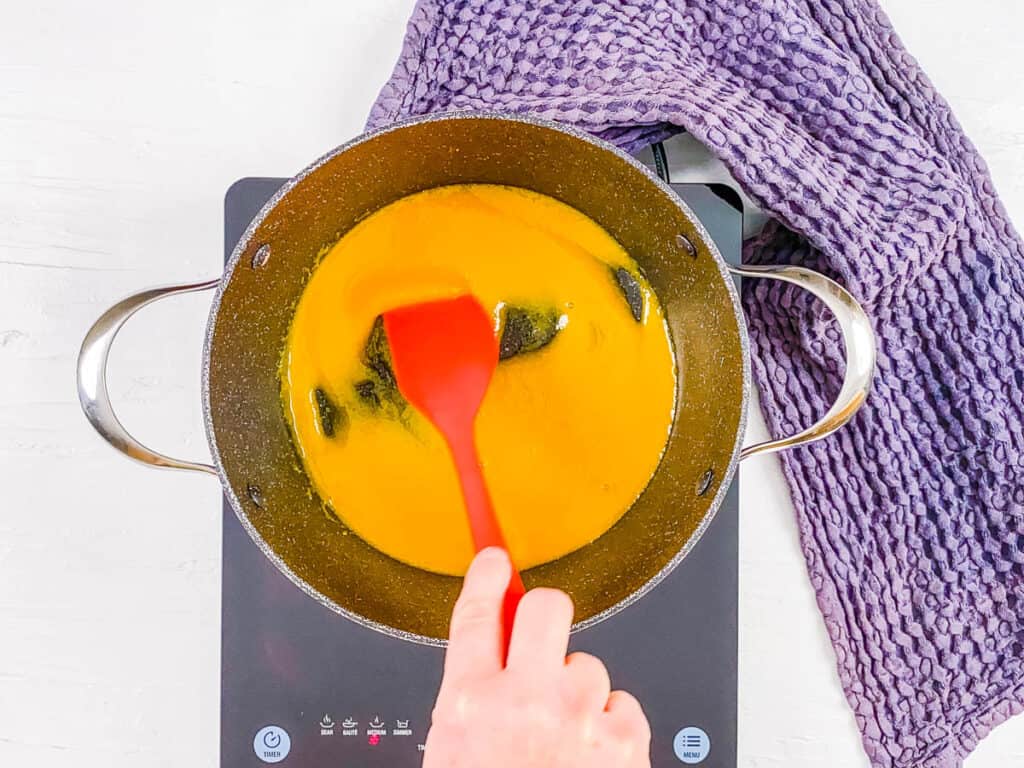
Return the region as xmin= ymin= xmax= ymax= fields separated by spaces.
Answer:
xmin=450 ymin=435 xmax=505 ymax=550
xmin=501 ymin=569 xmax=527 ymax=653
xmin=449 ymin=433 xmax=526 ymax=654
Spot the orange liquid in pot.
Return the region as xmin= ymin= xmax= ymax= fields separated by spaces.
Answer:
xmin=281 ymin=184 xmax=676 ymax=576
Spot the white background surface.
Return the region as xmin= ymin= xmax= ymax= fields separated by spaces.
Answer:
xmin=1 ymin=1 xmax=1022 ymax=766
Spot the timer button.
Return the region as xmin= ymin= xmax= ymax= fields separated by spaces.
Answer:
xmin=253 ymin=725 xmax=291 ymax=763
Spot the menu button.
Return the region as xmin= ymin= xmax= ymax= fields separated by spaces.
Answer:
xmin=673 ymin=726 xmax=710 ymax=764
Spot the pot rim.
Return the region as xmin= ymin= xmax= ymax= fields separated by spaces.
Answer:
xmin=201 ymin=110 xmax=751 ymax=646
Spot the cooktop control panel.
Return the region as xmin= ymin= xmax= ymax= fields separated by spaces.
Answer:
xmin=249 ymin=717 xmax=424 ymax=764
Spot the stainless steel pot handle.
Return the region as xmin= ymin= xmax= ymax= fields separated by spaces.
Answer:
xmin=77 ymin=279 xmax=221 ymax=475
xmin=78 ymin=268 xmax=871 ymax=468
xmin=729 ymin=264 xmax=876 ymax=460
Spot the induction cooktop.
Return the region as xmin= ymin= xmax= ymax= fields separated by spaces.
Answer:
xmin=221 ymin=176 xmax=742 ymax=768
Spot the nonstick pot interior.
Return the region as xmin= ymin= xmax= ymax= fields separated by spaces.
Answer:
xmin=203 ymin=114 xmax=747 ymax=643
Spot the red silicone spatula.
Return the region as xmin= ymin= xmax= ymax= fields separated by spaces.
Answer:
xmin=383 ymin=295 xmax=526 ymax=651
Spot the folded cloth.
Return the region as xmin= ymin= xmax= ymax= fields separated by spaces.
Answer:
xmin=368 ymin=2 xmax=1024 ymax=765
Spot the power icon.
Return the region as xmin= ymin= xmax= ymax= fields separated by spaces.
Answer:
xmin=253 ymin=725 xmax=291 ymax=763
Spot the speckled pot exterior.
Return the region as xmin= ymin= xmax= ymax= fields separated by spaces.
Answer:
xmin=202 ymin=113 xmax=749 ymax=645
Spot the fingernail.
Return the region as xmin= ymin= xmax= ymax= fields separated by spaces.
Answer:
xmin=476 ymin=547 xmax=509 ymax=565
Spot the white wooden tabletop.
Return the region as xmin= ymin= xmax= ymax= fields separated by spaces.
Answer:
xmin=1 ymin=1 xmax=1021 ymax=766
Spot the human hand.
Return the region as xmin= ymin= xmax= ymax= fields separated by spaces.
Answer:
xmin=423 ymin=548 xmax=651 ymax=768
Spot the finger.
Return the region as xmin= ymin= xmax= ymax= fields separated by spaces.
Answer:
xmin=506 ymin=587 xmax=574 ymax=671
xmin=444 ymin=548 xmax=512 ymax=682
xmin=563 ymin=652 xmax=612 ymax=711
xmin=604 ymin=690 xmax=652 ymax=744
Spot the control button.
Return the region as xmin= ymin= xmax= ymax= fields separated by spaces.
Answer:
xmin=673 ymin=727 xmax=710 ymax=764
xmin=393 ymin=718 xmax=412 ymax=736
xmin=253 ymin=725 xmax=291 ymax=764
xmin=369 ymin=716 xmax=385 ymax=730
xmin=320 ymin=714 xmax=334 ymax=735
xmin=341 ymin=717 xmax=358 ymax=736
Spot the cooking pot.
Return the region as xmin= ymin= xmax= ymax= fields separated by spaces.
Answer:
xmin=77 ymin=113 xmax=875 ymax=645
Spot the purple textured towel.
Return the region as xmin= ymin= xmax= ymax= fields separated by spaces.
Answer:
xmin=367 ymin=2 xmax=1024 ymax=766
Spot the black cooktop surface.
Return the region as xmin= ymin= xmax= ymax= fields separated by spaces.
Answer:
xmin=221 ymin=177 xmax=741 ymax=768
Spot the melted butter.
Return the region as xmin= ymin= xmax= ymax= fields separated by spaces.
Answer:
xmin=281 ymin=184 xmax=676 ymax=575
